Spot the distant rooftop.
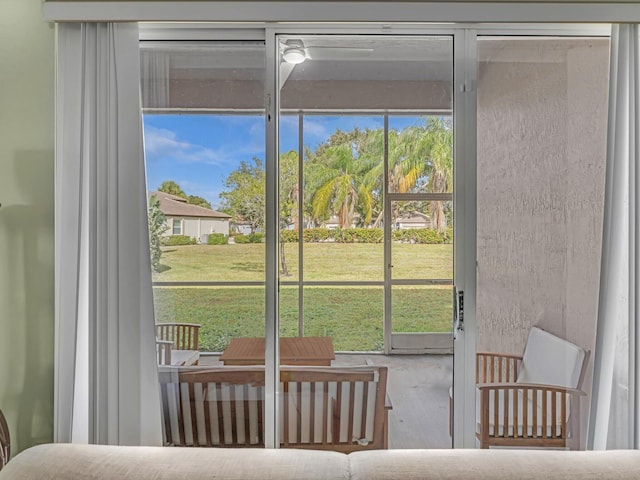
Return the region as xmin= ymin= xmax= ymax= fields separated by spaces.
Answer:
xmin=149 ymin=191 xmax=231 ymax=219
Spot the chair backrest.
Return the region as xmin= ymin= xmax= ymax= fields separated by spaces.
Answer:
xmin=156 ymin=323 xmax=200 ymax=351
xmin=158 ymin=365 xmax=388 ymax=452
xmin=516 ymin=327 xmax=587 ymax=389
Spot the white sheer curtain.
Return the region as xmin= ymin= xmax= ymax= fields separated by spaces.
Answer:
xmin=588 ymin=24 xmax=640 ymax=450
xmin=54 ymin=22 xmax=161 ymax=446
xmin=140 ymin=49 xmax=170 ymax=108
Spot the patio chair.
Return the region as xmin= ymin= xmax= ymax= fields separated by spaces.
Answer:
xmin=158 ymin=365 xmax=391 ymax=452
xmin=476 ymin=326 xmax=588 ymax=449
xmin=156 ymin=339 xmax=174 ymax=366
xmin=156 ymin=323 xmax=200 ymax=351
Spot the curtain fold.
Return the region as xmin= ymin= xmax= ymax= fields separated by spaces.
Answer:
xmin=588 ymin=24 xmax=640 ymax=450
xmin=140 ymin=49 xmax=170 ymax=108
xmin=54 ymin=22 xmax=162 ymax=446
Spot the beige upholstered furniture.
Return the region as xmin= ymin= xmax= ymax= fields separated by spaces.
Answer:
xmin=476 ymin=327 xmax=588 ymax=449
xmin=0 ymin=409 xmax=9 ymax=470
xmin=158 ymin=365 xmax=390 ymax=452
xmin=4 ymin=444 xmax=640 ymax=480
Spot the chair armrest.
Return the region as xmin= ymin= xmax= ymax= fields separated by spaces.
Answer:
xmin=476 ymin=352 xmax=523 ymax=384
xmin=477 ymin=382 xmax=586 ymax=396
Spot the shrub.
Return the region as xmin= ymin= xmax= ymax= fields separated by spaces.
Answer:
xmin=412 ymin=228 xmax=443 ymax=244
xmin=234 ymin=234 xmax=249 ymax=244
xmin=281 ymin=230 xmax=298 ymax=243
xmin=207 ymin=233 xmax=228 ymax=245
xmin=303 ymin=228 xmax=332 ymax=242
xmin=442 ymin=226 xmax=454 ymax=244
xmin=161 ymin=235 xmax=195 ymax=246
xmin=247 ymin=233 xmax=264 ymax=244
xmin=392 ymin=228 xmax=445 ymax=244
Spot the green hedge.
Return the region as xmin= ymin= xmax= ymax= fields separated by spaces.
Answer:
xmin=392 ymin=228 xmax=443 ymax=244
xmin=280 ymin=227 xmax=449 ymax=244
xmin=234 ymin=233 xmax=264 ymax=244
xmin=281 ymin=230 xmax=298 ymax=243
xmin=161 ymin=235 xmax=196 ymax=246
xmin=207 ymin=233 xmax=228 ymax=245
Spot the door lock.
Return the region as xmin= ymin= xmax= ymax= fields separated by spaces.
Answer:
xmin=453 ymin=288 xmax=464 ymax=337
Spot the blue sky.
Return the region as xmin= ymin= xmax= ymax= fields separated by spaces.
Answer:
xmin=143 ymin=114 xmax=424 ymax=209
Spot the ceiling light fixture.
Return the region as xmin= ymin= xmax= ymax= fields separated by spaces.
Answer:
xmin=282 ymin=40 xmax=306 ymax=64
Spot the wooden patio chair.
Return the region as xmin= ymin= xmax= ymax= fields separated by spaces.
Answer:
xmin=0 ymin=408 xmax=9 ymax=470
xmin=156 ymin=339 xmax=174 ymax=365
xmin=476 ymin=327 xmax=589 ymax=449
xmin=158 ymin=365 xmax=391 ymax=452
xmin=156 ymin=323 xmax=200 ymax=351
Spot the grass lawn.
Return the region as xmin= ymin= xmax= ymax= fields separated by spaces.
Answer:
xmin=153 ymin=243 xmax=453 ymax=282
xmin=152 ymin=243 xmax=453 ymax=352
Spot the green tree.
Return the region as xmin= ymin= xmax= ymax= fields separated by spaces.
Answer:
xmin=307 ymin=142 xmax=375 ymax=229
xmin=400 ymin=118 xmax=453 ymax=232
xmin=148 ymin=195 xmax=168 ymax=273
xmin=279 ymin=150 xmax=299 ymax=276
xmin=219 ymin=158 xmax=266 ymax=234
xmin=359 ymin=118 xmax=453 ymax=232
xmin=158 ymin=180 xmax=187 ymax=199
xmin=187 ymin=195 xmax=212 ymax=209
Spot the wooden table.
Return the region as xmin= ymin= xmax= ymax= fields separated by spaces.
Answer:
xmin=220 ymin=337 xmax=335 ymax=366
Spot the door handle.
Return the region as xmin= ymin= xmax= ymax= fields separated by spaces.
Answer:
xmin=453 ymin=287 xmax=464 ymax=337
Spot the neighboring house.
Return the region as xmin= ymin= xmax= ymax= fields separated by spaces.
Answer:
xmin=324 ymin=215 xmax=359 ymax=230
xmin=394 ymin=211 xmax=431 ymax=230
xmin=149 ymin=191 xmax=231 ymax=242
xmin=230 ymin=221 xmax=255 ymax=235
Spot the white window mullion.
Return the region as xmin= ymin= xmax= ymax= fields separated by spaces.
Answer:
xmin=264 ymin=28 xmax=280 ymax=449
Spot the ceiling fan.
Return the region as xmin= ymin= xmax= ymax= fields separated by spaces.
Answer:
xmin=281 ymin=39 xmax=374 ymax=64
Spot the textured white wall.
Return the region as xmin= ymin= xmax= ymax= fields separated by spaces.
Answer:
xmin=0 ymin=1 xmax=55 ymax=454
xmin=476 ymin=38 xmax=610 ymax=447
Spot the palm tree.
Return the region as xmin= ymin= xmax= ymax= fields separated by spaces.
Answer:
xmin=307 ymin=143 xmax=375 ymax=229
xmin=394 ymin=118 xmax=453 ymax=232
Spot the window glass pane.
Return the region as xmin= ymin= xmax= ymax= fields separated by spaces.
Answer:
xmin=302 ymin=115 xmax=385 ymax=282
xmin=476 ymin=36 xmax=609 ymax=449
xmin=142 ymin=42 xmax=266 ymax=365
xmin=387 ymin=116 xmax=453 ymax=194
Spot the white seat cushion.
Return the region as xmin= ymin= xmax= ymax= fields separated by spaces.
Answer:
xmin=516 ymin=327 xmax=586 ymax=389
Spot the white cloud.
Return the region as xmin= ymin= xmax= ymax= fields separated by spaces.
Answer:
xmin=302 ymin=118 xmax=329 ymax=139
xmin=144 ymin=126 xmax=225 ymax=165
xmin=144 ymin=125 xmax=266 ymax=166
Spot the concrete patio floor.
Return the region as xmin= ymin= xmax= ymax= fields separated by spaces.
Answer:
xmin=199 ymin=353 xmax=453 ymax=449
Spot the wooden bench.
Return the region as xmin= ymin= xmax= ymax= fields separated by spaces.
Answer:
xmin=158 ymin=365 xmax=391 ymax=453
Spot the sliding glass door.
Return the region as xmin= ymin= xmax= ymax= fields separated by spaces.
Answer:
xmin=277 ymin=35 xmax=456 ymax=355
xmin=475 ymin=35 xmax=610 ymax=450
xmin=139 ymin=24 xmax=609 ymax=450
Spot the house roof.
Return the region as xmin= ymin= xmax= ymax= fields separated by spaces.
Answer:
xmin=397 ymin=211 xmax=429 ymax=224
xmin=149 ymin=191 xmax=231 ymax=219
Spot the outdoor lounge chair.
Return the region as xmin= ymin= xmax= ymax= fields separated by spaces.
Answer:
xmin=476 ymin=326 xmax=588 ymax=449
